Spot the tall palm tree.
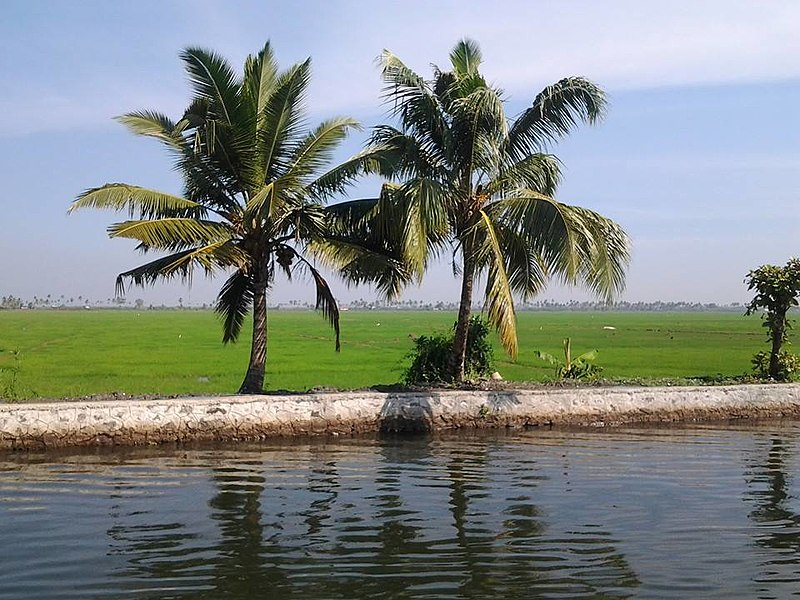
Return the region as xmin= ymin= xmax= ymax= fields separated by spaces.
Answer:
xmin=357 ymin=39 xmax=630 ymax=382
xmin=69 ymin=43 xmax=392 ymax=393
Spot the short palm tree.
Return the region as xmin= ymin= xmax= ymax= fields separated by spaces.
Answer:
xmin=360 ymin=39 xmax=630 ymax=382
xmin=69 ymin=43 xmax=387 ymax=393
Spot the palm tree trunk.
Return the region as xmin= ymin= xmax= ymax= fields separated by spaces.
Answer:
xmin=239 ymin=263 xmax=268 ymax=394
xmin=449 ymin=250 xmax=476 ymax=383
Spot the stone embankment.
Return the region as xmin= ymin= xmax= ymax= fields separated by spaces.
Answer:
xmin=2 ymin=383 xmax=800 ymax=450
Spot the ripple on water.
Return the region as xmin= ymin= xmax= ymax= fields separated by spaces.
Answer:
xmin=1 ymin=422 xmax=800 ymax=598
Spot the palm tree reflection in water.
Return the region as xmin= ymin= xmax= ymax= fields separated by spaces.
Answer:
xmin=103 ymin=438 xmax=640 ymax=598
xmin=208 ymin=464 xmax=288 ymax=597
xmin=445 ymin=441 xmax=639 ymax=598
xmin=746 ymin=434 xmax=800 ymax=568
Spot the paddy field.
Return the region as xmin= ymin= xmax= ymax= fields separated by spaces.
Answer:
xmin=0 ymin=309 xmax=765 ymax=400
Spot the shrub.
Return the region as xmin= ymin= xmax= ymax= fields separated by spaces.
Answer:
xmin=745 ymin=258 xmax=800 ymax=381
xmin=751 ymin=350 xmax=800 ymax=382
xmin=0 ymin=349 xmax=25 ymax=401
xmin=404 ymin=316 xmax=494 ymax=385
xmin=535 ymin=337 xmax=603 ymax=381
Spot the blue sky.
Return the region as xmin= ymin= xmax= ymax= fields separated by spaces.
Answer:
xmin=2 ymin=0 xmax=798 ymax=306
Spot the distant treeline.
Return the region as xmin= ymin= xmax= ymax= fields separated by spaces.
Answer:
xmin=3 ymin=294 xmax=782 ymax=313
xmin=0 ymin=295 xmax=798 ymax=313
xmin=334 ymin=299 xmax=753 ymax=313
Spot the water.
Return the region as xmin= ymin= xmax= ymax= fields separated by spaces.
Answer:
xmin=1 ymin=423 xmax=800 ymax=599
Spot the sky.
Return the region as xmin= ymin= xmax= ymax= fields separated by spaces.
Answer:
xmin=1 ymin=0 xmax=798 ymax=307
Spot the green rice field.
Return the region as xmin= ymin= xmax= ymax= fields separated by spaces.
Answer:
xmin=0 ymin=309 xmax=767 ymax=400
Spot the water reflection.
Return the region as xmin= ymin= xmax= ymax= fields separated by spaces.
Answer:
xmin=209 ymin=463 xmax=287 ymax=597
xmin=444 ymin=441 xmax=639 ymax=599
xmin=4 ymin=425 xmax=800 ymax=598
xmin=302 ymin=456 xmax=339 ymax=539
xmin=748 ymin=437 xmax=800 ymax=546
xmin=744 ymin=431 xmax=800 ymax=594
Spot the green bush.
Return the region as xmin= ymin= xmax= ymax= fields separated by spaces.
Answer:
xmin=745 ymin=258 xmax=800 ymax=380
xmin=751 ymin=350 xmax=800 ymax=382
xmin=404 ymin=316 xmax=494 ymax=385
xmin=535 ymin=337 xmax=603 ymax=381
xmin=0 ymin=349 xmax=25 ymax=401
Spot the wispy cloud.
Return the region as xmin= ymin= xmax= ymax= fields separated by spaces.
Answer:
xmin=569 ymin=154 xmax=800 ymax=172
xmin=3 ymin=0 xmax=798 ymax=137
xmin=298 ymin=0 xmax=800 ymax=112
xmin=484 ymin=1 xmax=800 ymax=92
xmin=0 ymin=84 xmax=188 ymax=138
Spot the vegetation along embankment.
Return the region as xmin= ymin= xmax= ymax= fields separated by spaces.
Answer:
xmin=3 ymin=308 xmax=798 ymax=449
xmin=3 ymin=41 xmax=797 ymax=444
xmin=0 ymin=309 xmax=774 ymax=401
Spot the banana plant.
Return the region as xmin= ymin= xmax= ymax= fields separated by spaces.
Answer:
xmin=535 ymin=337 xmax=601 ymax=380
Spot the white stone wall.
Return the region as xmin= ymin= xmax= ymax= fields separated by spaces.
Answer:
xmin=2 ymin=383 xmax=800 ymax=449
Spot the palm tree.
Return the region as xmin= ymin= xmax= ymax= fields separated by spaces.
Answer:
xmin=69 ymin=43 xmax=392 ymax=393
xmin=358 ymin=39 xmax=630 ymax=382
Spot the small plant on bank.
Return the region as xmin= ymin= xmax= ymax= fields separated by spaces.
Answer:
xmin=536 ymin=337 xmax=602 ymax=381
xmin=0 ymin=349 xmax=26 ymax=401
xmin=751 ymin=351 xmax=800 ymax=382
xmin=404 ymin=316 xmax=494 ymax=385
xmin=745 ymin=258 xmax=800 ymax=381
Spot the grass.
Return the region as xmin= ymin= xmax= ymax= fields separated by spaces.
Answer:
xmin=0 ymin=309 xmax=767 ymax=400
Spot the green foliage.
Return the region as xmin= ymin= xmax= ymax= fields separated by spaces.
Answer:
xmin=357 ymin=39 xmax=630 ymax=381
xmin=536 ymin=337 xmax=602 ymax=381
xmin=751 ymin=351 xmax=800 ymax=382
xmin=404 ymin=316 xmax=494 ymax=385
xmin=0 ymin=310 xmax=768 ymax=398
xmin=403 ymin=333 xmax=452 ymax=385
xmin=69 ymin=42 xmax=402 ymax=393
xmin=745 ymin=258 xmax=800 ymax=380
xmin=464 ymin=316 xmax=495 ymax=380
xmin=0 ymin=349 xmax=26 ymax=401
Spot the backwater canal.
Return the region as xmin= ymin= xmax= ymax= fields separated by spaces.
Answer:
xmin=1 ymin=422 xmax=800 ymax=598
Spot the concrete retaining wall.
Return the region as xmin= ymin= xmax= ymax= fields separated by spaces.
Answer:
xmin=2 ymin=383 xmax=800 ymax=450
